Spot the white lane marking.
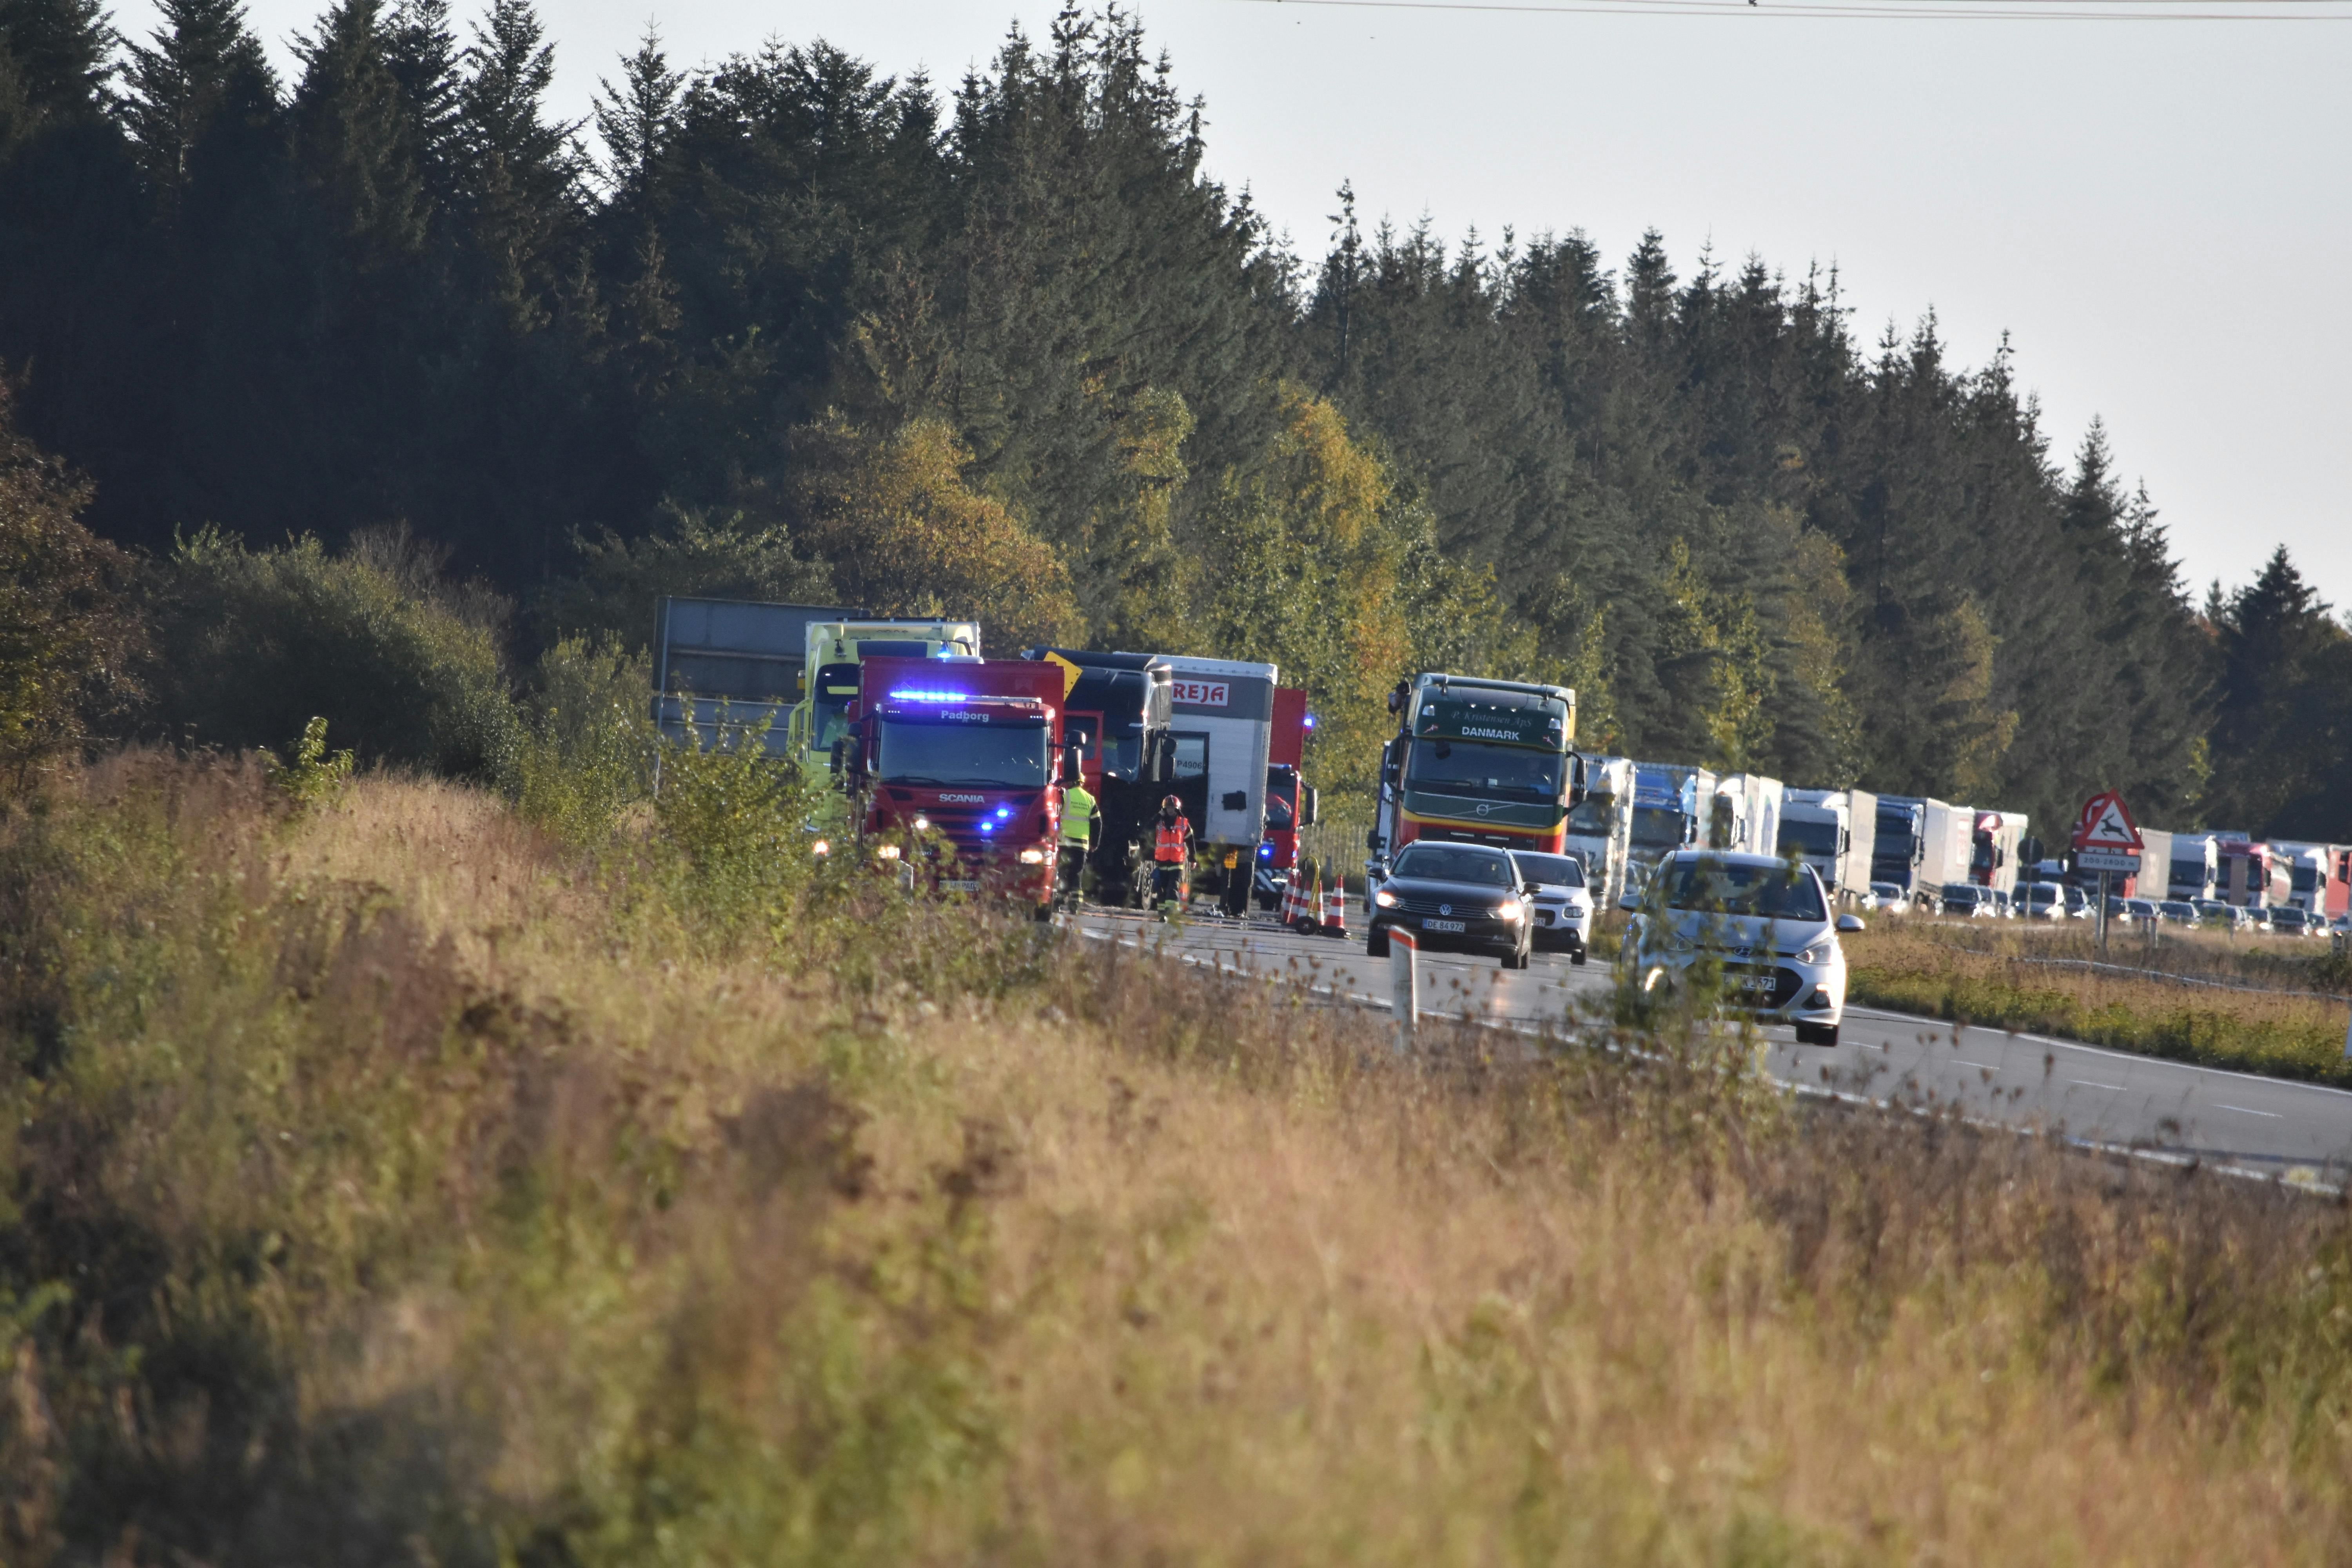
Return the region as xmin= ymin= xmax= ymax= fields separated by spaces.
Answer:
xmin=2217 ymin=1104 xmax=2284 ymax=1119
xmin=2069 ymin=1079 xmax=2129 ymax=1092
xmin=1953 ymin=1060 xmax=2002 ymax=1072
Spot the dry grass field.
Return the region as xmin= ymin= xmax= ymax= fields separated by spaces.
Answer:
xmin=8 ymin=756 xmax=2352 ymax=1564
xmin=1846 ymin=915 xmax=2352 ymax=1083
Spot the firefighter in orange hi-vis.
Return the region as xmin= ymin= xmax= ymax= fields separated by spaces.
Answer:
xmin=1151 ymin=793 xmax=1194 ymax=914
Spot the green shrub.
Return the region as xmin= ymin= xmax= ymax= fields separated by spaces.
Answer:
xmin=509 ymin=635 xmax=657 ymax=845
xmin=147 ymin=526 xmax=521 ymax=780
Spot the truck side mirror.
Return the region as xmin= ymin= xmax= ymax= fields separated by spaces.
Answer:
xmin=1301 ymin=786 xmax=1319 ymax=828
xmin=829 ymin=739 xmax=845 ymax=776
xmin=1365 ymin=828 xmax=1381 ymax=851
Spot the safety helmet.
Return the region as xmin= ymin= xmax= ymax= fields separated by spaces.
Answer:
xmin=1161 ymin=794 xmax=1181 ymax=813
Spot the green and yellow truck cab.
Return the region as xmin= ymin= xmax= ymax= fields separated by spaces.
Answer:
xmin=786 ymin=618 xmax=982 ymax=771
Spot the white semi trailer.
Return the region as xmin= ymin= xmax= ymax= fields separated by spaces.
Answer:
xmin=1710 ymin=773 xmax=1784 ymax=857
xmin=1565 ymin=755 xmax=1636 ymax=909
xmin=1780 ymin=788 xmax=1878 ymax=904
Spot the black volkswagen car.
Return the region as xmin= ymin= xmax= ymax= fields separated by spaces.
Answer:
xmin=1365 ymin=842 xmax=1534 ymax=969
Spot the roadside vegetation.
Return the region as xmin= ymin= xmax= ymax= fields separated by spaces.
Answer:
xmin=1846 ymin=916 xmax=2352 ymax=1083
xmin=10 ymin=752 xmax=2352 ymax=1563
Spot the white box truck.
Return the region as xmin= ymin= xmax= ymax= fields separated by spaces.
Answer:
xmin=1565 ymin=755 xmax=1636 ymax=909
xmin=1781 ymin=788 xmax=1878 ymax=903
xmin=2168 ymin=833 xmax=2218 ymax=902
xmin=1710 ymin=774 xmax=1784 ymax=857
xmin=1158 ymin=655 xmax=1279 ymax=915
xmin=1918 ymin=800 xmax=1972 ymax=905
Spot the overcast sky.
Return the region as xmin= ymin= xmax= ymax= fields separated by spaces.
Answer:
xmin=118 ymin=0 xmax=2352 ymax=610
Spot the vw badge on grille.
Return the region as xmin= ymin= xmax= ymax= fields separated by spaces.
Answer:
xmin=1439 ymin=904 xmax=1452 ymax=916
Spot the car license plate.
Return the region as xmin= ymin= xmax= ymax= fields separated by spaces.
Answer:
xmin=1423 ymin=918 xmax=1466 ymax=933
xmin=1734 ymin=973 xmax=1776 ymax=997
xmin=940 ymin=879 xmax=979 ymax=893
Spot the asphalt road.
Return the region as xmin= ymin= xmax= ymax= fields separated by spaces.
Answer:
xmin=1073 ymin=897 xmax=2352 ymax=1185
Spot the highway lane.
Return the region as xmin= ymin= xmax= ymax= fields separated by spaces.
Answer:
xmin=1072 ymin=898 xmax=2352 ymax=1183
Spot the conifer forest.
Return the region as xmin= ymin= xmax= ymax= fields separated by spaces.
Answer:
xmin=2 ymin=0 xmax=2345 ymax=833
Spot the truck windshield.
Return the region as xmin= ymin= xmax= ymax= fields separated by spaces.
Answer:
xmin=1406 ymin=739 xmax=1561 ymax=801
xmin=1662 ymin=860 xmax=1826 ymax=923
xmin=1630 ymin=806 xmax=1688 ymax=850
xmin=1778 ymin=819 xmax=1841 ymax=857
xmin=877 ymin=719 xmax=1050 ymax=788
xmin=1566 ymin=796 xmax=1616 ymax=834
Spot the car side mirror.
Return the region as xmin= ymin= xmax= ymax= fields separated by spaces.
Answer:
xmin=1523 ymin=882 xmax=1542 ymax=895
xmin=1837 ymin=913 xmax=1866 ymax=933
xmin=1618 ymin=891 xmax=1641 ymax=912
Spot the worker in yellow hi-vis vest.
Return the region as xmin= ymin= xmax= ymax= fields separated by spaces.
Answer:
xmin=1057 ymin=745 xmax=1095 ymax=910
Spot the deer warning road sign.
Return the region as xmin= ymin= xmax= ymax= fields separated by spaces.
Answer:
xmin=2072 ymin=790 xmax=2143 ymax=854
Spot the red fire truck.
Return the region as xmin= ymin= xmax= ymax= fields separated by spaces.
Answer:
xmin=844 ymin=657 xmax=1069 ymax=913
xmin=1254 ymin=686 xmax=1319 ymax=910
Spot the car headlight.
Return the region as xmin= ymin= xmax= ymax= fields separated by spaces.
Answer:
xmin=1497 ymin=901 xmax=1524 ymax=923
xmin=875 ymin=844 xmax=902 ymax=860
xmin=811 ymin=838 xmax=830 ymax=857
xmin=1795 ymin=940 xmax=1835 ymax=965
xmin=1373 ymin=889 xmax=1398 ymax=908
xmin=1018 ymin=848 xmax=1047 ymax=864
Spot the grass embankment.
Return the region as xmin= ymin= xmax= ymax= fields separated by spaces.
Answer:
xmin=1847 ymin=918 xmax=2352 ymax=1084
xmin=10 ymin=758 xmax=2352 ymax=1562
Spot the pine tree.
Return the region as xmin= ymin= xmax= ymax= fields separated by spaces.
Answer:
xmin=119 ymin=0 xmax=277 ymax=196
xmin=291 ymin=0 xmax=426 ymax=256
xmin=457 ymin=0 xmax=583 ymax=326
xmin=593 ymin=24 xmax=681 ymax=215
xmin=0 ymin=0 xmax=113 ymax=145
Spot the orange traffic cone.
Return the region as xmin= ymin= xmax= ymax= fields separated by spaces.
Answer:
xmin=1321 ymin=877 xmax=1348 ymax=936
xmin=1292 ymin=871 xmax=1321 ymax=935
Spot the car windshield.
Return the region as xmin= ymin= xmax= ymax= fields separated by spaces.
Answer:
xmin=1511 ymin=853 xmax=1585 ymax=888
xmin=877 ymin=717 xmax=1050 ymax=788
xmin=1407 ymin=739 xmax=1563 ymax=802
xmin=1662 ymin=859 xmax=1827 ymax=923
xmin=1871 ymin=884 xmax=1901 ymax=900
xmin=1393 ymin=844 xmax=1514 ymax=886
xmin=1945 ymin=885 xmax=1981 ymax=903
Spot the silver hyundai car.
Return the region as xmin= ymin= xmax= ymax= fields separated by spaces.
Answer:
xmin=1618 ymin=849 xmax=1862 ymax=1046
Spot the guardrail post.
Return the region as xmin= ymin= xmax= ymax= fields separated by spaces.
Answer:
xmin=1389 ymin=927 xmax=1417 ymax=1054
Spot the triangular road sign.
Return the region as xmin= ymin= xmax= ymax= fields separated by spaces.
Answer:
xmin=2072 ymin=789 xmax=2143 ymax=852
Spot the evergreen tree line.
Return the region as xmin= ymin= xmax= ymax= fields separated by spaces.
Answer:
xmin=1 ymin=0 xmax=2344 ymax=833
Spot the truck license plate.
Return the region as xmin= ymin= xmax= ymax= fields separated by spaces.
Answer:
xmin=941 ymin=879 xmax=979 ymax=893
xmin=1423 ymin=918 xmax=1466 ymax=933
xmin=1224 ymin=851 xmax=1238 ymax=869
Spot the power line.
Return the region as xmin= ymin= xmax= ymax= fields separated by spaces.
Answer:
xmin=1228 ymin=0 xmax=2352 ymax=20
